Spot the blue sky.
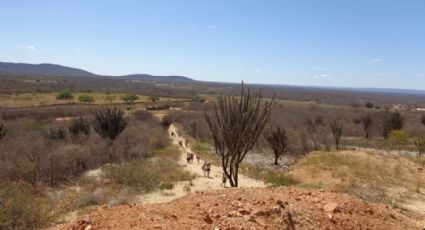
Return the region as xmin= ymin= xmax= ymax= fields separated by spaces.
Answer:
xmin=0 ymin=0 xmax=424 ymax=89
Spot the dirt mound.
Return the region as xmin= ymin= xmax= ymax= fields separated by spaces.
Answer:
xmin=50 ymin=187 xmax=424 ymax=230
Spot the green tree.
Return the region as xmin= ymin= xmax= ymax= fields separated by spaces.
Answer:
xmin=365 ymin=101 xmax=374 ymax=108
xmin=56 ymin=91 xmax=74 ymax=100
xmin=121 ymin=94 xmax=139 ymax=104
xmin=148 ymin=95 xmax=160 ymax=103
xmin=78 ymin=94 xmax=95 ymax=103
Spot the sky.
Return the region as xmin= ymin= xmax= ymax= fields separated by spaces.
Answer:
xmin=0 ymin=0 xmax=424 ymax=89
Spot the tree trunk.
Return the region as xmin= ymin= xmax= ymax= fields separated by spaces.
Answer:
xmin=50 ymin=156 xmax=54 ymax=187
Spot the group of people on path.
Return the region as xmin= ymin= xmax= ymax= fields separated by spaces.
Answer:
xmin=171 ymin=129 xmax=227 ymax=187
xmin=186 ymin=152 xmax=200 ymax=164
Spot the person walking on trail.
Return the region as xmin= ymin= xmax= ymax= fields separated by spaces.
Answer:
xmin=171 ymin=132 xmax=174 ymax=137
xmin=201 ymin=162 xmax=207 ymax=177
xmin=195 ymin=152 xmax=201 ymax=164
xmin=221 ymin=172 xmax=227 ymax=187
xmin=205 ymin=162 xmax=211 ymax=178
xmin=185 ymin=139 xmax=189 ymax=148
xmin=189 ymin=152 xmax=194 ymax=163
xmin=186 ymin=152 xmax=191 ymax=164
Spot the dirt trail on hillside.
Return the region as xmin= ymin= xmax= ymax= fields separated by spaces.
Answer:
xmin=136 ymin=123 xmax=264 ymax=204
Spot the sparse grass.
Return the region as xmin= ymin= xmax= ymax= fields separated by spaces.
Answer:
xmin=0 ymin=184 xmax=54 ymax=229
xmin=295 ymin=151 xmax=425 ymax=204
xmin=412 ymin=157 xmax=425 ymax=167
xmin=301 ymin=151 xmax=406 ymax=186
xmin=266 ymin=172 xmax=299 ymax=187
xmin=105 ymin=156 xmax=194 ymax=193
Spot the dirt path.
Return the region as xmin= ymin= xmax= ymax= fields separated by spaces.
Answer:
xmin=135 ymin=123 xmax=265 ymax=204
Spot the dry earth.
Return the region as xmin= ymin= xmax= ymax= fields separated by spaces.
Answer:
xmin=50 ymin=187 xmax=425 ymax=230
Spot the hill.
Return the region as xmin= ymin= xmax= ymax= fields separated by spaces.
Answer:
xmin=120 ymin=74 xmax=195 ymax=83
xmin=0 ymin=61 xmax=95 ymax=77
xmin=0 ymin=61 xmax=195 ymax=83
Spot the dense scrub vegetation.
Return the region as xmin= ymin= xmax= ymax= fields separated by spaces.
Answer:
xmin=0 ymin=107 xmax=187 ymax=229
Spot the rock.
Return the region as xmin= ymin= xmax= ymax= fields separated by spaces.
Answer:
xmin=238 ymin=208 xmax=250 ymax=215
xmin=84 ymin=225 xmax=92 ymax=230
xmin=204 ymin=213 xmax=213 ymax=224
xmin=323 ymin=202 xmax=341 ymax=213
xmin=254 ymin=210 xmax=266 ymax=216
xmin=214 ymin=214 xmax=221 ymax=219
xmin=247 ymin=215 xmax=257 ymax=222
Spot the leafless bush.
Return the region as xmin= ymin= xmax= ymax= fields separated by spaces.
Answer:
xmin=160 ymin=115 xmax=172 ymax=129
xmin=329 ymin=118 xmax=344 ymax=150
xmin=265 ymin=127 xmax=289 ymax=165
xmin=44 ymin=125 xmax=67 ymax=141
xmin=359 ymin=113 xmax=373 ymax=138
xmin=0 ymin=122 xmax=8 ymax=141
xmin=414 ymin=136 xmax=425 ymax=157
xmin=379 ymin=111 xmax=404 ymax=139
xmin=133 ymin=110 xmax=153 ymax=121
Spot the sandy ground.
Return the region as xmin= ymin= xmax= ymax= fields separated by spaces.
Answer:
xmin=135 ymin=124 xmax=264 ymax=204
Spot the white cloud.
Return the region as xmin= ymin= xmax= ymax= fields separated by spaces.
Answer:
xmin=312 ymin=73 xmax=329 ymax=79
xmin=313 ymin=67 xmax=328 ymax=71
xmin=17 ymin=44 xmax=36 ymax=50
xmin=209 ymin=25 xmax=217 ymax=29
xmin=368 ymin=58 xmax=382 ymax=63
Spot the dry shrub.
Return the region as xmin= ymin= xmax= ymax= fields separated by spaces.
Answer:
xmin=105 ymin=155 xmax=194 ymax=193
xmin=0 ymin=184 xmax=53 ymax=229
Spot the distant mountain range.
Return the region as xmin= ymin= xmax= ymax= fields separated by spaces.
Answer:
xmin=0 ymin=61 xmax=195 ymax=83
xmin=0 ymin=62 xmax=95 ymax=77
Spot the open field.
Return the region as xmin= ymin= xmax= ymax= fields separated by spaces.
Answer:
xmin=0 ymin=92 xmax=187 ymax=108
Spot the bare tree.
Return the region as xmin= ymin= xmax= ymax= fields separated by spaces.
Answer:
xmin=93 ymin=107 xmax=129 ymax=163
xmin=380 ymin=111 xmax=404 ymax=139
xmin=160 ymin=115 xmax=172 ymax=129
xmin=421 ymin=114 xmax=425 ymax=126
xmin=204 ymin=82 xmax=274 ymax=187
xmin=265 ymin=127 xmax=288 ymax=165
xmin=0 ymin=122 xmax=8 ymax=141
xmin=329 ymin=118 xmax=344 ymax=150
xmin=414 ymin=136 xmax=425 ymax=157
xmin=360 ymin=114 xmax=373 ymax=138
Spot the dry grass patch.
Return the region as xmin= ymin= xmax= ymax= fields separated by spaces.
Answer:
xmin=293 ymin=150 xmax=425 ymax=205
